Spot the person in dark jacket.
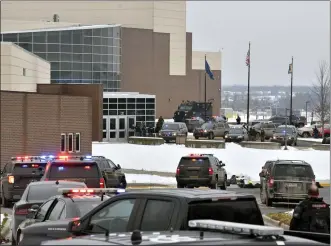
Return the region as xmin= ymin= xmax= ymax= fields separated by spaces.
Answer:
xmin=313 ymin=126 xmax=319 ymax=138
xmin=236 ymin=115 xmax=241 ymax=124
xmin=290 ymin=184 xmax=330 ymax=233
xmin=155 ymin=116 xmax=164 ymax=133
xmin=260 ymin=128 xmax=265 ymax=142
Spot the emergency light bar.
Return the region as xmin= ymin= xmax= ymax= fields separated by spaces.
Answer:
xmin=53 ymin=155 xmax=94 ymax=161
xmin=189 ymin=154 xmax=214 ymax=157
xmin=59 ymin=188 xmax=126 ymax=196
xmin=11 ymin=156 xmax=52 ymax=161
xmin=188 ymin=220 xmax=284 ymax=236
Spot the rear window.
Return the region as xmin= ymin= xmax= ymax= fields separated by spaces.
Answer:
xmin=13 ymin=163 xmax=47 ymax=175
xmin=179 ymin=157 xmax=210 ymax=166
xmin=27 ymin=183 xmax=86 ymax=202
xmin=188 ymin=199 xmax=263 ymax=226
xmin=201 ymin=123 xmax=213 ymax=130
xmin=75 ymin=200 xmax=105 ymax=216
xmin=49 ymin=162 xmax=99 ymax=178
xmin=273 ymin=164 xmax=314 ymax=178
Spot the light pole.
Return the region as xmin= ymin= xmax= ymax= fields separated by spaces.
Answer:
xmin=305 ymin=101 xmax=310 ymax=125
xmin=284 ymin=108 xmax=289 ymax=150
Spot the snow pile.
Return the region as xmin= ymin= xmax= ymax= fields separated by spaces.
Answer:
xmin=126 ymin=174 xmax=176 ymax=185
xmin=92 ymin=143 xmax=330 ymax=182
xmin=285 ymin=210 xmax=294 ymax=216
xmin=298 ymin=138 xmax=323 ymax=143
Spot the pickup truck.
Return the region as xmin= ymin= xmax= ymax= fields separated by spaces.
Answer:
xmin=19 ymin=189 xmax=264 ymax=245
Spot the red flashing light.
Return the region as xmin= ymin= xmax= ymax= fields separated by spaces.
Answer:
xmin=17 ymin=157 xmax=22 ymax=160
xmin=24 ymin=156 xmax=30 ymax=159
xmin=32 ymin=164 xmax=39 ymax=168
xmin=99 ymin=178 xmax=105 ymax=188
xmin=15 ymin=209 xmax=28 ymax=215
xmin=84 ymin=166 xmax=91 ymax=170
xmin=208 ymin=168 xmax=213 ymax=175
xmin=59 ymin=155 xmax=69 ymax=161
xmin=189 ymin=154 xmax=202 ymax=157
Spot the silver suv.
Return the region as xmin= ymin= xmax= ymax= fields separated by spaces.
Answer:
xmin=252 ymin=121 xmax=277 ymax=140
xmin=271 ymin=125 xmax=298 ymax=146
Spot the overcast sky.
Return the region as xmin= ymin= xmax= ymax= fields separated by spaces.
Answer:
xmin=186 ymin=1 xmax=330 ymax=86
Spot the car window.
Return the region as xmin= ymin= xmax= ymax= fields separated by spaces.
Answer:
xmin=35 ymin=200 xmax=55 ymax=221
xmin=107 ymin=160 xmax=117 ymax=169
xmin=140 ymin=200 xmax=174 ymax=231
xmin=12 ymin=162 xmax=47 ymax=175
xmin=100 ymin=160 xmax=108 ymax=169
xmin=48 ymin=200 xmax=66 ymax=221
xmin=49 ymin=162 xmax=99 ymax=178
xmin=89 ymin=199 xmax=136 ymax=233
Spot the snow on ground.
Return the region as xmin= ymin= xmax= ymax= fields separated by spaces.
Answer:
xmin=285 ymin=210 xmax=294 ymax=216
xmin=298 ymin=138 xmax=323 ymax=143
xmin=126 ymin=174 xmax=176 ymax=184
xmin=93 ymin=143 xmax=330 ymax=182
xmin=0 ymin=214 xmax=4 ymax=225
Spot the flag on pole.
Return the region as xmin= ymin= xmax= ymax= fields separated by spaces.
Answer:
xmin=246 ymin=44 xmax=250 ymax=67
xmin=205 ymin=56 xmax=215 ymax=80
xmin=288 ymin=63 xmax=293 ymax=74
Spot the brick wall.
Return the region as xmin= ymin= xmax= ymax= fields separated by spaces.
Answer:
xmin=1 ymin=91 xmax=92 ymax=167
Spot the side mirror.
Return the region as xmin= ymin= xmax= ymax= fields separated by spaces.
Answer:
xmin=117 ymin=164 xmax=121 ymax=169
xmin=27 ymin=204 xmax=40 ymax=218
xmin=68 ymin=219 xmax=83 ymax=234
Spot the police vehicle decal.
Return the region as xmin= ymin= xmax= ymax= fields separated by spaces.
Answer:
xmin=47 ymin=227 xmax=66 ymax=231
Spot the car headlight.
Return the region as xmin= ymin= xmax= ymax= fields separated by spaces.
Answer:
xmin=225 ymin=135 xmax=228 ymax=138
xmin=273 ymin=136 xmax=276 ymax=139
xmin=204 ymin=130 xmax=207 ymax=133
xmin=173 ymin=132 xmax=177 ymax=136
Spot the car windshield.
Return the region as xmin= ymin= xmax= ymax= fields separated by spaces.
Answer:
xmin=13 ymin=163 xmax=47 ymax=175
xmin=27 ymin=183 xmax=86 ymax=202
xmin=179 ymin=105 xmax=192 ymax=111
xmin=275 ymin=127 xmax=293 ymax=134
xmin=49 ymin=162 xmax=99 ymax=178
xmin=75 ymin=200 xmax=105 ymax=216
xmin=201 ymin=123 xmax=213 ymax=130
xmin=161 ymin=123 xmax=179 ymax=130
xmin=229 ymin=128 xmax=244 ymax=134
xmin=274 ymin=164 xmax=314 ymax=178
xmin=188 ymin=199 xmax=263 ymax=225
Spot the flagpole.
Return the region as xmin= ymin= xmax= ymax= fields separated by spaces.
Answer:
xmin=204 ymin=54 xmax=207 ymax=120
xmin=289 ymin=56 xmax=293 ymax=124
xmin=246 ymin=42 xmax=251 ymax=126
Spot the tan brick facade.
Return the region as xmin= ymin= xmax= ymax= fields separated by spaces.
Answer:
xmin=1 ymin=90 xmax=93 ymax=166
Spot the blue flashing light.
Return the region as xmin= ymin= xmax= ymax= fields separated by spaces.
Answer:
xmin=40 ymin=156 xmax=46 ymax=159
xmin=49 ymin=155 xmax=55 ymax=159
xmin=22 ymin=164 xmax=28 ymax=168
xmin=58 ymin=166 xmax=64 ymax=171
xmin=85 ymin=155 xmax=92 ymax=159
xmin=116 ymin=189 xmax=126 ymax=194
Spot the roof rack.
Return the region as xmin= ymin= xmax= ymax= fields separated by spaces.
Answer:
xmin=188 ymin=219 xmax=284 ymax=236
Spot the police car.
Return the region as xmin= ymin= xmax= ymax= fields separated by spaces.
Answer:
xmin=0 ymin=156 xmax=52 ymax=207
xmin=41 ymin=220 xmax=328 ymax=245
xmin=16 ymin=188 xmax=123 ymax=245
xmin=11 ymin=180 xmax=87 ymax=245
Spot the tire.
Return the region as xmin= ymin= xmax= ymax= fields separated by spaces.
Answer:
xmin=210 ymin=178 xmax=218 ymax=189
xmin=177 ymin=183 xmax=184 ymax=188
xmin=165 ymin=140 xmax=170 ymax=143
xmin=220 ymin=180 xmax=227 ymax=190
xmin=302 ymin=132 xmax=310 ymax=138
xmin=294 ymin=141 xmax=297 ymax=146
xmin=208 ymin=132 xmax=214 ymax=140
xmin=194 ymin=136 xmax=199 ymax=140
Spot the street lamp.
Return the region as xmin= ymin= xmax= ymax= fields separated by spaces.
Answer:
xmin=284 ymin=108 xmax=290 ymax=150
xmin=305 ymin=101 xmax=310 ymax=125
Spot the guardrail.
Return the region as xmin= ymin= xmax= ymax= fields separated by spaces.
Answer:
xmin=128 ymin=136 xmax=164 ymax=145
xmin=185 ymin=139 xmax=225 ymax=149
xmin=312 ymin=144 xmax=330 ymax=151
xmin=239 ymin=141 xmax=281 ymax=150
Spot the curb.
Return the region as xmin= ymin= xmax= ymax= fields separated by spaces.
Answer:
xmin=0 ymin=217 xmax=11 ymax=240
xmin=262 ymin=214 xmax=289 ymax=230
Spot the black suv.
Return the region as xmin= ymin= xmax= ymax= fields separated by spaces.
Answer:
xmin=176 ymin=154 xmax=227 ymax=189
xmin=41 ymin=155 xmax=126 ymax=189
xmin=0 ymin=156 xmax=49 ymax=207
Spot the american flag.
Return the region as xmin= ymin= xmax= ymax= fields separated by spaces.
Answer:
xmin=246 ymin=46 xmax=250 ymax=67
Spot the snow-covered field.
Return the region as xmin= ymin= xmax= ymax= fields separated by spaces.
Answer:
xmin=93 ymin=142 xmax=330 ymax=182
xmin=126 ymin=173 xmax=176 ymax=185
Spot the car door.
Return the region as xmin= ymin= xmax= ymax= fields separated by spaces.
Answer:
xmin=103 ymin=159 xmax=121 ymax=187
xmin=215 ymin=123 xmax=224 ymax=137
xmin=136 ymin=198 xmax=179 ymax=231
xmin=214 ymin=157 xmax=224 ymax=183
xmin=85 ymin=197 xmax=142 ymax=233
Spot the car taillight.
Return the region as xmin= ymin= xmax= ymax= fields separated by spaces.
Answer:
xmin=15 ymin=208 xmax=28 ymax=215
xmin=8 ymin=175 xmax=14 ymax=184
xmin=176 ymin=168 xmax=180 ymax=175
xmin=208 ymin=168 xmax=213 ymax=175
xmin=100 ymin=178 xmax=105 ymax=188
xmin=268 ymin=177 xmax=274 ymax=188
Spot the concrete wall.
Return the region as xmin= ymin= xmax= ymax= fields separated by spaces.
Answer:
xmin=121 ymin=28 xmax=221 ymax=118
xmin=37 ymin=84 xmax=103 ymax=142
xmin=1 ymin=42 xmax=50 ymax=92
xmin=1 ymin=1 xmax=187 ymax=76
xmin=1 ymin=90 xmax=92 ymax=166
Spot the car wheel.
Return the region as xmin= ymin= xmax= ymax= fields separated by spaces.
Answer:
xmin=165 ymin=140 xmax=170 ymax=143
xmin=302 ymin=132 xmax=310 ymax=138
xmin=177 ymin=183 xmax=184 ymax=188
xmin=194 ymin=136 xmax=199 ymax=139
xmin=210 ymin=178 xmax=218 ymax=189
xmin=220 ymin=180 xmax=227 ymax=190
xmin=294 ymin=141 xmax=297 ymax=146
xmin=208 ymin=132 xmax=214 ymax=140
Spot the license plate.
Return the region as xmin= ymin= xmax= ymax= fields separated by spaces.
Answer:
xmin=287 ymin=183 xmax=298 ymax=187
xmin=190 ymin=176 xmax=198 ymax=178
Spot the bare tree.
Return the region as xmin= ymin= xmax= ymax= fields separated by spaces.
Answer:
xmin=311 ymin=60 xmax=330 ymax=138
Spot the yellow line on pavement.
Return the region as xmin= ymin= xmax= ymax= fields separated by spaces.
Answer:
xmin=320 ymin=183 xmax=330 ymax=187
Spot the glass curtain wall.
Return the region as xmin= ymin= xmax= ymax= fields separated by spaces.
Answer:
xmin=1 ymin=26 xmax=121 ymax=92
